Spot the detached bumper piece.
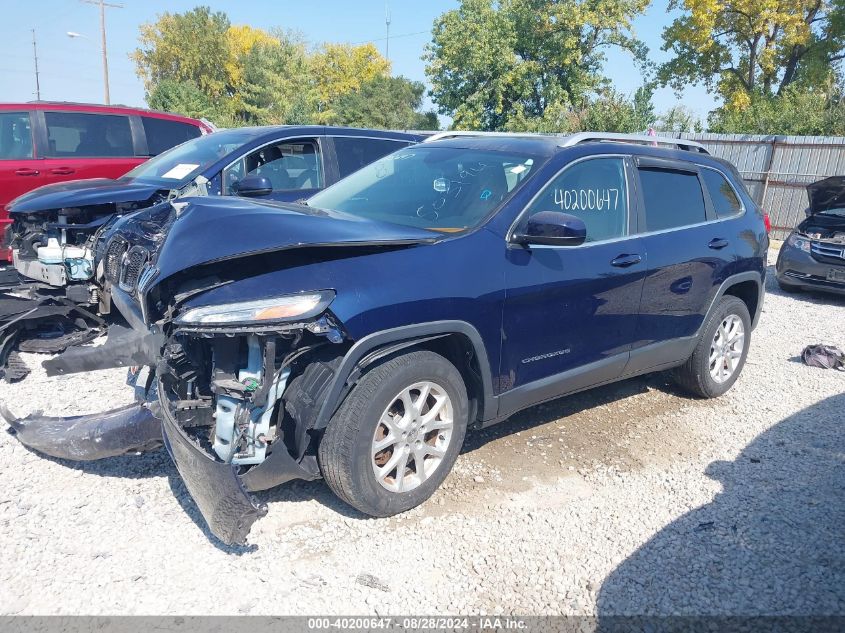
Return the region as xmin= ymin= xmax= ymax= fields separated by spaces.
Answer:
xmin=1 ymin=402 xmax=162 ymax=461
xmin=160 ymin=405 xmax=267 ymax=546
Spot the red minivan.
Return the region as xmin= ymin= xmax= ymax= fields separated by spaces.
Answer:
xmin=0 ymin=102 xmax=212 ymax=260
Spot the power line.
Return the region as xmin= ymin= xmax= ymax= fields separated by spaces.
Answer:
xmin=351 ymin=30 xmax=429 ymax=46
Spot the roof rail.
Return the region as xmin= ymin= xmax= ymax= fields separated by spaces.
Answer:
xmin=560 ymin=132 xmax=708 ymax=153
xmin=422 ymin=130 xmax=709 ymax=154
xmin=422 ymin=130 xmax=563 ymax=142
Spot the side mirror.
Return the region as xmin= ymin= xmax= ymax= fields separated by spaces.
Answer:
xmin=232 ymin=175 xmax=273 ymax=197
xmin=512 ymin=211 xmax=587 ymax=247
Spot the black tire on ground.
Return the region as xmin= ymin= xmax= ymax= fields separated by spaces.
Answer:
xmin=318 ymin=349 xmax=468 ymax=517
xmin=672 ymin=296 xmax=752 ymax=399
xmin=777 ymin=278 xmax=802 ymax=293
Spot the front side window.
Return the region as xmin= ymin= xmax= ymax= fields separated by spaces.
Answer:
xmin=44 ymin=111 xmax=133 ymax=157
xmin=334 ymin=137 xmax=411 ymax=178
xmin=123 ymin=129 xmax=257 ymax=187
xmin=224 ymin=140 xmax=323 ymax=194
xmin=701 ymin=168 xmax=742 ymax=219
xmin=639 ymin=167 xmax=707 ymax=232
xmin=0 ymin=112 xmax=33 ymax=159
xmin=141 ymin=116 xmax=202 ymax=155
xmin=522 ymin=157 xmax=629 ymax=242
xmin=308 ymin=146 xmax=541 ymax=232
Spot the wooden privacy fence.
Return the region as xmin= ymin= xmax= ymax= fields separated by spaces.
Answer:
xmin=667 ymin=133 xmax=845 ymax=240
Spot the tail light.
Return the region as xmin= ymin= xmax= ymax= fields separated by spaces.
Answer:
xmin=763 ymin=212 xmax=771 ymax=233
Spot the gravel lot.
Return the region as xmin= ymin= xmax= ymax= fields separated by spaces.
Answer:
xmin=1 ymin=254 xmax=843 ymax=617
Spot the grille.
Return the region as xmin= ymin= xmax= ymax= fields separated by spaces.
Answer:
xmin=119 ymin=245 xmax=149 ymax=293
xmin=104 ymin=236 xmax=128 ymax=285
xmin=811 ymin=242 xmax=845 ymax=264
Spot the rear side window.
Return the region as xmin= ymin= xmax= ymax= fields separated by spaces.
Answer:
xmin=701 ymin=168 xmax=743 ymax=218
xmin=334 ymin=137 xmax=411 ymax=178
xmin=638 ymin=168 xmax=706 ymax=232
xmin=0 ymin=112 xmax=33 ymax=159
xmin=525 ymin=157 xmax=629 ymax=242
xmin=44 ymin=111 xmax=133 ymax=158
xmin=142 ymin=116 xmax=202 ymax=155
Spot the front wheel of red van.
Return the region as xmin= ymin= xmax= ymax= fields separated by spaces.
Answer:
xmin=318 ymin=350 xmax=468 ymax=517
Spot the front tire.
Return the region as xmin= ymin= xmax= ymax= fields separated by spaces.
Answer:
xmin=318 ymin=350 xmax=468 ymax=517
xmin=672 ymin=296 xmax=751 ymax=398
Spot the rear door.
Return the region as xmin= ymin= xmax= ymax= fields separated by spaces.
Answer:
xmin=627 ymin=157 xmax=731 ymax=373
xmin=35 ymin=109 xmax=142 ymax=186
xmin=328 ymin=135 xmax=415 ymax=184
xmin=221 ymin=136 xmax=325 ymax=203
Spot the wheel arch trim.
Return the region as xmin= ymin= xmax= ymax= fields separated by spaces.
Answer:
xmin=314 ymin=320 xmax=495 ymax=430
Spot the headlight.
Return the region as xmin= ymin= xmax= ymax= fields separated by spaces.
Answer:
xmin=175 ymin=290 xmax=335 ymax=326
xmin=787 ymin=233 xmax=811 ymax=253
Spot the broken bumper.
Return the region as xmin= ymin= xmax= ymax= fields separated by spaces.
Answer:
xmin=158 ymin=380 xmax=321 ymax=546
xmin=159 ymin=396 xmax=268 ymax=546
xmin=1 ymin=402 xmax=161 ymax=461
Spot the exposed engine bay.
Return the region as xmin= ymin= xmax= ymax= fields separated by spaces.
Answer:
xmin=795 ymin=212 xmax=845 ymax=245
xmin=9 ymin=193 xmax=171 ymax=305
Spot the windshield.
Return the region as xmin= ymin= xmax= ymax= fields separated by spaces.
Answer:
xmin=307 ymin=146 xmax=542 ymax=231
xmin=123 ymin=129 xmax=258 ymax=187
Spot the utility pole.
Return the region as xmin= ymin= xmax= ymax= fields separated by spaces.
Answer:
xmin=385 ymin=1 xmax=391 ymax=62
xmin=81 ymin=0 xmax=122 ymax=105
xmin=31 ymin=29 xmax=41 ymax=100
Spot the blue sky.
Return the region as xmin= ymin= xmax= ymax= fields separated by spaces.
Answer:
xmin=0 ymin=0 xmax=716 ymax=122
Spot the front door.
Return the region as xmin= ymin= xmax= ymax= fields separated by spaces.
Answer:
xmin=222 ymin=137 xmax=325 ymax=203
xmin=500 ymin=156 xmax=646 ymax=413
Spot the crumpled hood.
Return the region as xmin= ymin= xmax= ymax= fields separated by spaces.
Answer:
xmin=807 ymin=176 xmax=845 ymax=215
xmin=8 ymin=178 xmax=165 ymax=215
xmin=151 ymin=196 xmax=437 ymax=284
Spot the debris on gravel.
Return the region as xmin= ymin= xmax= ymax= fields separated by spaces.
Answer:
xmin=1 ymin=257 xmax=843 ymax=616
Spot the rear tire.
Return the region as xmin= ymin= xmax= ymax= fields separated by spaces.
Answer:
xmin=318 ymin=350 xmax=468 ymax=517
xmin=672 ymin=296 xmax=751 ymax=399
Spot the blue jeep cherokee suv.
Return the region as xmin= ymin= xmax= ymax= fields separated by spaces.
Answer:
xmin=35 ymin=132 xmax=769 ymax=544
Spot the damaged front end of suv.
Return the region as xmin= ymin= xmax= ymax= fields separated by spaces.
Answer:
xmin=11 ymin=194 xmax=437 ymax=545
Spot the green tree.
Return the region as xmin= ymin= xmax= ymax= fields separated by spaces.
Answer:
xmin=708 ymin=83 xmax=845 ymax=134
xmin=655 ymin=105 xmax=702 ymax=132
xmin=333 ymin=75 xmax=438 ymax=130
xmin=146 ymin=78 xmax=216 ymax=120
xmin=311 ymin=43 xmax=392 ymax=124
xmin=238 ymin=30 xmax=315 ymax=125
xmin=424 ymin=0 xmax=650 ymax=130
xmin=133 ymin=6 xmax=232 ymax=100
xmin=659 ymin=0 xmax=845 ymax=112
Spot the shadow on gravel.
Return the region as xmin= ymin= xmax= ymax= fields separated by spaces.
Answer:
xmin=461 ymin=372 xmax=680 ymax=454
xmin=596 ymin=392 xmax=845 ymax=620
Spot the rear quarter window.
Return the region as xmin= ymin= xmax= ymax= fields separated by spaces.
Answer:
xmin=142 ymin=116 xmax=202 ymax=155
xmin=701 ymin=168 xmax=743 ymax=218
xmin=44 ymin=111 xmax=133 ymax=158
xmin=334 ymin=137 xmax=411 ymax=178
xmin=638 ymin=167 xmax=707 ymax=232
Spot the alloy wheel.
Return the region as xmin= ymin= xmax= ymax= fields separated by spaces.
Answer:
xmin=709 ymin=314 xmax=745 ymax=384
xmin=371 ymin=381 xmax=454 ymax=493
